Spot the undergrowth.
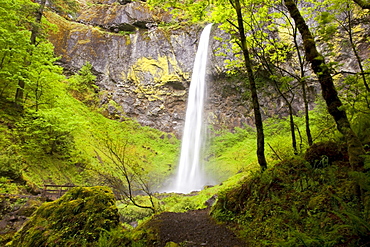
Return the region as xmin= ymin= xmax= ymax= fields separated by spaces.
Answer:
xmin=211 ymin=156 xmax=370 ymax=246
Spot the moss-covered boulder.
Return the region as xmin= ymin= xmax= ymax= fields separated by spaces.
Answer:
xmin=304 ymin=141 xmax=348 ymax=168
xmin=8 ymin=186 xmax=120 ymax=247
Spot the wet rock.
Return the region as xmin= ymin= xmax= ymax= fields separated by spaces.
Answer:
xmin=204 ymin=195 xmax=217 ymax=208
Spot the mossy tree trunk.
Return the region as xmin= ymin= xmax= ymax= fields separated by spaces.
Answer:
xmin=14 ymin=80 xmax=25 ymax=110
xmin=231 ymin=0 xmax=267 ymax=171
xmin=284 ymin=0 xmax=365 ymax=169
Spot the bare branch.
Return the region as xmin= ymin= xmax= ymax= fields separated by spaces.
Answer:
xmin=93 ymin=133 xmax=156 ymax=213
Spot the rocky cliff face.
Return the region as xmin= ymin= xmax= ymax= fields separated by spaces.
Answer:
xmin=47 ymin=0 xmax=367 ymax=137
xmin=47 ymin=1 xmax=244 ymax=136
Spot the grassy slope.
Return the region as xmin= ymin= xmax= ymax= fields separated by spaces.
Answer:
xmin=0 ymin=89 xmax=179 ymax=194
xmin=2 ymin=79 xmax=369 ymax=246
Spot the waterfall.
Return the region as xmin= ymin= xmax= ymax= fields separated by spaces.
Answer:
xmin=172 ymin=23 xmax=213 ymax=193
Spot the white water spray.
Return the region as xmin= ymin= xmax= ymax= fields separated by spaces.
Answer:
xmin=171 ymin=24 xmax=213 ymax=193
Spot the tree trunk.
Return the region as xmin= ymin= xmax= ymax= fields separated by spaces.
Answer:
xmin=232 ymin=0 xmax=267 ymax=171
xmin=284 ymin=0 xmax=365 ymax=169
xmin=345 ymin=8 xmax=370 ymax=92
xmin=30 ymin=0 xmax=46 ymax=45
xmin=279 ymin=86 xmax=298 ymax=154
xmin=268 ymin=77 xmax=298 ymax=154
xmin=14 ymin=80 xmax=25 ymax=109
xmin=301 ymin=78 xmax=313 ymax=146
xmin=292 ymin=25 xmax=313 ymax=146
xmin=14 ymin=0 xmax=46 ymax=109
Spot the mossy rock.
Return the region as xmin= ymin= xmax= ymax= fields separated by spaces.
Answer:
xmin=304 ymin=141 xmax=348 ymax=168
xmin=8 ymin=186 xmax=120 ymax=247
xmin=164 ymin=242 xmax=179 ymax=247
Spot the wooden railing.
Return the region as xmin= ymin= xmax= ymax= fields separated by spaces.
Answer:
xmin=41 ymin=184 xmax=76 ymax=200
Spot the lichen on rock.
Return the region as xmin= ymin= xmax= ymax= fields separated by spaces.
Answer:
xmin=8 ymin=186 xmax=120 ymax=247
xmin=124 ymin=56 xmax=189 ymax=101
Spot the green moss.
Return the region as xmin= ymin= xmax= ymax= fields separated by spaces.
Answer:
xmin=78 ymin=39 xmax=91 ymax=44
xmin=8 ymin=187 xmax=120 ymax=247
xmin=123 ymin=56 xmax=189 ymax=101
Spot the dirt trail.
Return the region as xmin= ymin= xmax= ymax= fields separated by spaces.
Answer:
xmin=147 ymin=209 xmax=245 ymax=247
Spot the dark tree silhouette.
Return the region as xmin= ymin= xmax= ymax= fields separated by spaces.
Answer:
xmin=230 ymin=0 xmax=268 ymax=171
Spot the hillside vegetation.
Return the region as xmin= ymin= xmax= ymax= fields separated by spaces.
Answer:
xmin=1 ymin=0 xmax=370 ymax=246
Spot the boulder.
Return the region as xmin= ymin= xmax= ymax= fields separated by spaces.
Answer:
xmin=8 ymin=187 xmax=120 ymax=246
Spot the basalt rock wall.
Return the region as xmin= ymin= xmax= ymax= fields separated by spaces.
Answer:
xmin=47 ymin=0 xmax=367 ymax=137
xmin=48 ymin=1 xmax=244 ymax=136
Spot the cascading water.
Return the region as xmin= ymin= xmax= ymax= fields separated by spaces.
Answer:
xmin=172 ymin=23 xmax=213 ymax=193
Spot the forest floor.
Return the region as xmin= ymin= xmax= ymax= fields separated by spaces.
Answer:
xmin=146 ymin=208 xmax=246 ymax=247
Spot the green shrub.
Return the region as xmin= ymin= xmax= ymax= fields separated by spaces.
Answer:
xmin=67 ymin=62 xmax=98 ymax=106
xmin=16 ymin=111 xmax=75 ymax=158
xmin=0 ymin=148 xmax=23 ymax=182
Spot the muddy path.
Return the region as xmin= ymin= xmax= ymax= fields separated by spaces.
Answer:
xmin=146 ymin=209 xmax=245 ymax=247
